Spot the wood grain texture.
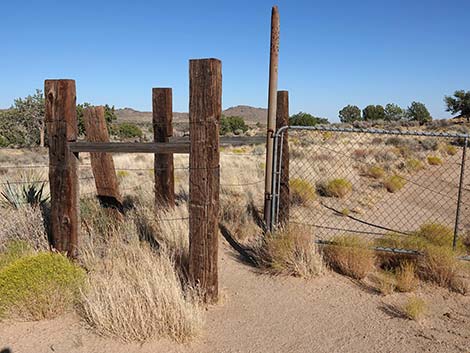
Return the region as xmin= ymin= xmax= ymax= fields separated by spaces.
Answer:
xmin=276 ymin=91 xmax=289 ymax=225
xmin=45 ymin=79 xmax=79 ymax=257
xmin=188 ymin=58 xmax=221 ymax=303
xmin=69 ymin=142 xmax=189 ymax=154
xmin=153 ymin=88 xmax=175 ymax=208
xmin=263 ymin=5 xmax=280 ymax=223
xmin=83 ymin=106 xmax=123 ymax=211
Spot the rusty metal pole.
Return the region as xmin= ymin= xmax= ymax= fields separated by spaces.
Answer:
xmin=263 ymin=6 xmax=280 ymax=225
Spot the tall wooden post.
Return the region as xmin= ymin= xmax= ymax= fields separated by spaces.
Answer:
xmin=263 ymin=6 xmax=280 ymax=224
xmin=45 ymin=79 xmax=79 ymax=257
xmin=276 ymin=90 xmax=289 ymax=225
xmin=152 ymin=88 xmax=175 ymax=208
xmin=188 ymin=58 xmax=221 ymax=303
xmin=83 ymin=106 xmax=123 ymax=212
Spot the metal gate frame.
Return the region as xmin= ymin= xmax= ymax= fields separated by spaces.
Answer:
xmin=270 ymin=125 xmax=469 ymax=251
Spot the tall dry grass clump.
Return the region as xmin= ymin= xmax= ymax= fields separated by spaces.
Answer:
xmin=0 ymin=205 xmax=49 ymax=251
xmin=322 ymin=235 xmax=375 ymax=280
xmin=78 ymin=200 xmax=202 ymax=343
xmin=255 ymin=225 xmax=323 ymax=278
xmin=395 ymin=261 xmax=419 ymax=292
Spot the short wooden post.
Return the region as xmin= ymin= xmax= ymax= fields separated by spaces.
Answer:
xmin=83 ymin=106 xmax=123 ymax=212
xmin=152 ymin=88 xmax=175 ymax=208
xmin=276 ymin=90 xmax=289 ymax=225
xmin=45 ymin=79 xmax=79 ymax=257
xmin=188 ymin=58 xmax=221 ymax=303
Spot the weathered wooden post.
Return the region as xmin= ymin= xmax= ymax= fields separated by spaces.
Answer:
xmin=188 ymin=58 xmax=221 ymax=303
xmin=152 ymin=88 xmax=175 ymax=208
xmin=83 ymin=106 xmax=123 ymax=212
xmin=45 ymin=79 xmax=79 ymax=257
xmin=263 ymin=5 xmax=280 ymax=224
xmin=276 ymin=90 xmax=289 ymax=225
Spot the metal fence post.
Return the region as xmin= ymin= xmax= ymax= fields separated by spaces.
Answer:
xmin=453 ymin=136 xmax=468 ymax=250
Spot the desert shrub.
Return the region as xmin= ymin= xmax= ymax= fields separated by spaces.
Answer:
xmin=375 ymin=233 xmax=427 ymax=253
xmin=385 ymin=137 xmax=405 ymax=147
xmin=0 ymin=252 xmax=84 ymax=320
xmin=114 ymin=123 xmax=143 ymax=139
xmin=371 ymin=137 xmax=383 ymax=145
xmin=0 ymin=206 xmax=49 ymax=251
xmin=1 ymin=171 xmax=49 ymax=209
xmin=220 ymin=116 xmax=249 ymax=135
xmin=419 ymin=138 xmax=439 ymax=151
xmin=289 ymin=178 xmax=316 ymax=205
xmin=402 ymin=296 xmax=427 ymax=321
xmin=255 ymin=226 xmax=322 ymax=278
xmin=365 ymin=165 xmax=385 ymax=179
xmin=427 ymin=155 xmax=442 ymax=165
xmin=0 ymin=240 xmax=33 ymax=269
xmin=323 ymin=178 xmax=352 ymax=198
xmin=352 ymin=149 xmax=370 ymax=160
xmin=444 ymin=144 xmax=458 ymax=156
xmin=418 ymin=245 xmax=467 ymax=293
xmin=322 ymin=235 xmax=375 ymax=280
xmin=116 ymin=170 xmax=129 ymax=180
xmin=405 ymin=158 xmax=424 ymax=172
xmin=373 ymin=270 xmax=396 ymax=295
xmin=383 ymin=174 xmax=406 ymax=193
xmin=79 ymin=241 xmax=202 ymax=342
xmin=396 ymin=261 xmax=419 ymax=292
xmin=415 ymin=223 xmax=454 ymax=248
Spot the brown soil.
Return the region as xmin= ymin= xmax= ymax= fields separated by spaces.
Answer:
xmin=1 ymin=242 xmax=469 ymax=353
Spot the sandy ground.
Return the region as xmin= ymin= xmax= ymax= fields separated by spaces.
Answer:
xmin=1 ymin=241 xmax=469 ymax=353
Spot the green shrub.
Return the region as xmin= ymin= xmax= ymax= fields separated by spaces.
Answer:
xmin=0 ymin=252 xmax=85 ymax=320
xmin=322 ymin=235 xmax=375 ymax=280
xmin=220 ymin=116 xmax=249 ymax=135
xmin=444 ymin=144 xmax=458 ymax=156
xmin=405 ymin=158 xmax=424 ymax=172
xmin=289 ymin=112 xmax=329 ymax=126
xmin=289 ymin=179 xmax=316 ymax=205
xmin=114 ymin=123 xmax=143 ymax=139
xmin=415 ymin=223 xmax=454 ymax=248
xmin=383 ymin=174 xmax=406 ymax=193
xmin=324 ymin=178 xmax=352 ymax=198
xmin=427 ymin=155 xmax=442 ymax=165
xmin=366 ymin=165 xmax=385 ymax=179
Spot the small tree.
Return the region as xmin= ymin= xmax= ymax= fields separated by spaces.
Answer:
xmin=114 ymin=123 xmax=143 ymax=139
xmin=362 ymin=105 xmax=385 ymax=121
xmin=220 ymin=115 xmax=249 ymax=135
xmin=384 ymin=103 xmax=405 ymax=121
xmin=339 ymin=105 xmax=361 ymax=123
xmin=407 ymin=101 xmax=432 ymax=124
xmin=445 ymin=90 xmax=470 ymax=122
xmin=12 ymin=90 xmax=45 ymax=147
xmin=76 ymin=103 xmax=117 ymax=135
xmin=289 ymin=112 xmax=329 ymax=126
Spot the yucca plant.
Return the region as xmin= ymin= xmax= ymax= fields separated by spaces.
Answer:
xmin=1 ymin=172 xmax=49 ymax=209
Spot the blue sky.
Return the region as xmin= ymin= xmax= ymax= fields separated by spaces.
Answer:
xmin=1 ymin=0 xmax=469 ymax=122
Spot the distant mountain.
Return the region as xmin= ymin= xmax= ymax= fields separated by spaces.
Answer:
xmin=115 ymin=105 xmax=267 ymax=125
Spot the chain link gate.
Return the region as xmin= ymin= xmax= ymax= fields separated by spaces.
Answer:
xmin=271 ymin=126 xmax=470 ymax=253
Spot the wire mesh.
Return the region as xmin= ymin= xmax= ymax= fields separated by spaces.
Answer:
xmin=272 ymin=126 xmax=470 ymax=250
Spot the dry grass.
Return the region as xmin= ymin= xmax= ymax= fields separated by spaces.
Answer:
xmin=395 ymin=261 xmax=419 ymax=292
xmin=0 ymin=205 xmax=49 ymax=251
xmin=289 ymin=178 xmax=316 ymax=206
xmin=322 ymin=235 xmax=375 ymax=280
xmin=255 ymin=226 xmax=323 ymax=278
xmin=324 ymin=178 xmax=352 ymax=198
xmin=418 ymin=245 xmax=468 ymax=294
xmin=79 ymin=240 xmax=202 ymax=342
xmin=383 ymin=174 xmax=406 ymax=193
xmin=427 ymin=155 xmax=443 ymax=165
xmin=402 ymin=296 xmax=427 ymax=321
xmin=372 ymin=270 xmax=396 ymax=295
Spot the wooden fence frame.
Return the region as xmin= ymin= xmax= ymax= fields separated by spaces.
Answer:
xmin=45 ymin=58 xmax=221 ymax=303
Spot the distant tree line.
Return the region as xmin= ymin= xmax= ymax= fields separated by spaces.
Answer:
xmin=338 ymin=102 xmax=432 ymax=125
xmin=289 ymin=112 xmax=329 ymax=126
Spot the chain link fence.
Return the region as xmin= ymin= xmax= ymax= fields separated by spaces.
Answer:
xmin=271 ymin=126 xmax=470 ymax=253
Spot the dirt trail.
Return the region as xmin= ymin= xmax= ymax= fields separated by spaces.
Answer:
xmin=1 ymin=242 xmax=469 ymax=353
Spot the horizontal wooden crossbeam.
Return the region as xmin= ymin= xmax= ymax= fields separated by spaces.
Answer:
xmin=69 ymin=142 xmax=190 ymax=154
